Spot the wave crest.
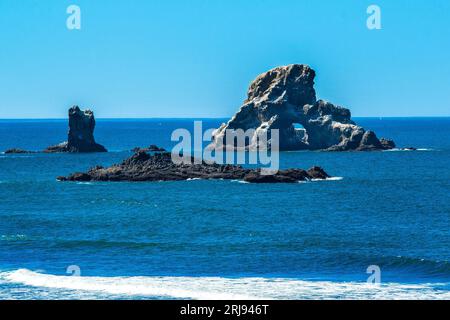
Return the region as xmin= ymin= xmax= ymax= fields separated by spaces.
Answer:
xmin=1 ymin=269 xmax=449 ymax=300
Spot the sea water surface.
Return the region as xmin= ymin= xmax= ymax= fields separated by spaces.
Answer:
xmin=0 ymin=118 xmax=449 ymax=300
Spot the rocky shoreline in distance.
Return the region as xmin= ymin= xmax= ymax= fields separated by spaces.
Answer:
xmin=57 ymin=150 xmax=331 ymax=184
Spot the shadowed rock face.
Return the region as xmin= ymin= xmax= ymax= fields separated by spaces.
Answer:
xmin=45 ymin=106 xmax=107 ymax=153
xmin=57 ymin=151 xmax=330 ymax=184
xmin=210 ymin=64 xmax=395 ymax=151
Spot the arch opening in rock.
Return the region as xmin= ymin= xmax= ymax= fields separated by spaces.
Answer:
xmin=291 ymin=122 xmax=308 ymax=145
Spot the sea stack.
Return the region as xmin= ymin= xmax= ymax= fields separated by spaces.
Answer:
xmin=210 ymin=64 xmax=395 ymax=151
xmin=45 ymin=106 xmax=107 ymax=153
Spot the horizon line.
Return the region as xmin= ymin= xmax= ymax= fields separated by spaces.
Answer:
xmin=1 ymin=116 xmax=450 ymax=121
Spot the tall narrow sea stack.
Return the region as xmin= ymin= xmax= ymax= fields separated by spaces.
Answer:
xmin=210 ymin=64 xmax=395 ymax=151
xmin=45 ymin=106 xmax=107 ymax=153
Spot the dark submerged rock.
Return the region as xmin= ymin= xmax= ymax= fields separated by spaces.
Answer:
xmin=44 ymin=142 xmax=69 ymax=153
xmin=58 ymin=151 xmax=331 ymax=184
xmin=306 ymin=166 xmax=330 ymax=180
xmin=131 ymin=145 xmax=166 ymax=153
xmin=210 ymin=64 xmax=396 ymax=151
xmin=380 ymin=138 xmax=396 ymax=150
xmin=58 ymin=172 xmax=91 ymax=182
xmin=4 ymin=148 xmax=36 ymax=154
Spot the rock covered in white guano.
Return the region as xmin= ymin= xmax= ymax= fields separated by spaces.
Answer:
xmin=210 ymin=64 xmax=395 ymax=151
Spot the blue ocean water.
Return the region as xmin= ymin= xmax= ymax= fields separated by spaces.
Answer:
xmin=0 ymin=118 xmax=449 ymax=299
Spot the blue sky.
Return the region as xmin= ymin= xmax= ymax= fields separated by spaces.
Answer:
xmin=0 ymin=0 xmax=449 ymax=118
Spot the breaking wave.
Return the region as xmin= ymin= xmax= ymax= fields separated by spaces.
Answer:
xmin=232 ymin=177 xmax=344 ymax=184
xmin=1 ymin=269 xmax=449 ymax=300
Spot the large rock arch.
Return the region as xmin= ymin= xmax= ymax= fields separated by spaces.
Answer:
xmin=210 ymin=64 xmax=395 ymax=151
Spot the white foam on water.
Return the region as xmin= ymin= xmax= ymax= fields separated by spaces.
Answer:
xmin=0 ymin=155 xmax=35 ymax=158
xmin=1 ymin=269 xmax=449 ymax=300
xmin=1 ymin=234 xmax=27 ymax=241
xmin=232 ymin=177 xmax=343 ymax=184
xmin=326 ymin=177 xmax=344 ymax=181
xmin=384 ymin=148 xmax=433 ymax=152
xmin=385 ymin=148 xmax=406 ymax=152
xmin=230 ymin=180 xmax=249 ymax=184
xmin=186 ymin=178 xmax=202 ymax=181
xmin=76 ymin=182 xmax=93 ymax=185
xmin=311 ymin=177 xmax=344 ymax=182
xmin=1 ymin=269 xmax=255 ymax=300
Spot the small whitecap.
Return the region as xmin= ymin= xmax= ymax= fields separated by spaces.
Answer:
xmin=230 ymin=180 xmax=249 ymax=184
xmin=326 ymin=176 xmax=344 ymax=181
xmin=1 ymin=234 xmax=27 ymax=241
xmin=311 ymin=177 xmax=344 ymax=182
xmin=384 ymin=148 xmax=433 ymax=152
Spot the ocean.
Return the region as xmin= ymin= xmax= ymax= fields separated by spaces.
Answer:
xmin=0 ymin=118 xmax=449 ymax=300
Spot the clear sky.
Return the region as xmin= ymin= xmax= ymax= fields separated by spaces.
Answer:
xmin=0 ymin=0 xmax=449 ymax=118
